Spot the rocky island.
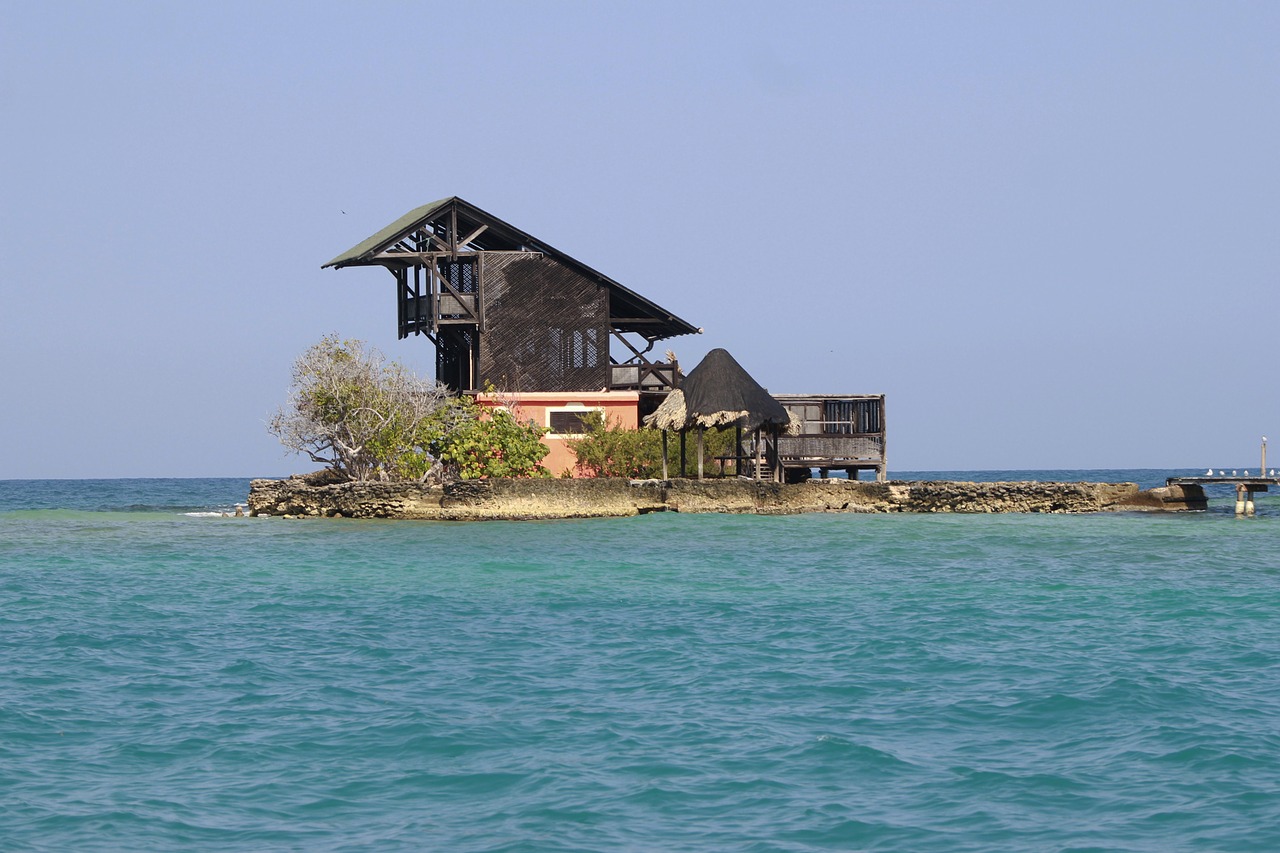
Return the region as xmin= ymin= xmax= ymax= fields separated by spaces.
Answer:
xmin=247 ymin=475 xmax=1206 ymax=521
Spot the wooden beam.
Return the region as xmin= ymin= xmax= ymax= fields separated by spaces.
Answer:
xmin=458 ymin=224 xmax=488 ymax=247
xmin=372 ymin=250 xmax=480 ymax=262
xmin=610 ymin=329 xmax=648 ymax=361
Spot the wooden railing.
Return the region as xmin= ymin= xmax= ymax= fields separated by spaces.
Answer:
xmin=777 ymin=433 xmax=883 ymax=461
xmin=610 ymin=361 xmax=679 ymax=391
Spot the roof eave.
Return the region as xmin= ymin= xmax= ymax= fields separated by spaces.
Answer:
xmin=321 ymin=197 xmax=455 ymax=269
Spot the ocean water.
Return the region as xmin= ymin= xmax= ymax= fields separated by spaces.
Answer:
xmin=2 ymin=473 xmax=1279 ymax=852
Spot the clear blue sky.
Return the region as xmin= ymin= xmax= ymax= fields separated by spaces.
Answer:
xmin=4 ymin=1 xmax=1279 ymax=477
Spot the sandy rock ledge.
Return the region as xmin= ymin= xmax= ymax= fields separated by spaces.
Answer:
xmin=246 ymin=476 xmax=1205 ymax=521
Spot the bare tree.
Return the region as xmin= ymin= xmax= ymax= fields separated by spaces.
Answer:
xmin=268 ymin=335 xmax=456 ymax=481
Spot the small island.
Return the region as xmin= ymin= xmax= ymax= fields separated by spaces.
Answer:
xmin=247 ymin=475 xmax=1205 ymax=520
xmin=251 ymin=198 xmax=1209 ymax=521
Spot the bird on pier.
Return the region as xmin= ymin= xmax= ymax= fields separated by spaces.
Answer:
xmin=1233 ymin=470 xmax=1238 ymax=477
xmin=1206 ymin=469 xmax=1214 ymax=476
xmin=1245 ymin=471 xmax=1250 ymax=477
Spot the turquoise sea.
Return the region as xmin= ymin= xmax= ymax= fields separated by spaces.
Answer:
xmin=3 ymin=471 xmax=1280 ymax=852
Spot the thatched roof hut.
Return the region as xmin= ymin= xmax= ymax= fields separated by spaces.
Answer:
xmin=646 ymin=348 xmax=789 ymax=432
xmin=645 ymin=348 xmax=794 ymax=480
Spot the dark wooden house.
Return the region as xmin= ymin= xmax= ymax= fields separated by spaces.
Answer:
xmin=324 ymin=198 xmax=887 ymax=479
xmin=324 ymin=197 xmax=698 ymax=401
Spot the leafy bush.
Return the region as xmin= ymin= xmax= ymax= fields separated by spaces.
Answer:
xmin=569 ymin=412 xmax=738 ymax=478
xmin=427 ymin=394 xmax=550 ymax=479
xmin=269 ymin=337 xmax=549 ymax=481
xmin=269 ymin=335 xmax=451 ymax=481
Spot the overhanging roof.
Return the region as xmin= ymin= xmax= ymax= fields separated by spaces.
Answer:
xmin=324 ymin=196 xmax=699 ymax=342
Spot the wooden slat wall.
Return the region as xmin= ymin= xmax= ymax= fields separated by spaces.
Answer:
xmin=478 ymin=254 xmax=609 ymax=392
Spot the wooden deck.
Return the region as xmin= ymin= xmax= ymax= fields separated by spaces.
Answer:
xmin=774 ymin=394 xmax=887 ymax=482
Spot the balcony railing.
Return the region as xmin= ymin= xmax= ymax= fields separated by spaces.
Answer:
xmin=610 ymin=361 xmax=679 ymax=392
xmin=777 ymin=433 xmax=884 ymax=462
xmin=774 ymin=394 xmax=887 ymax=479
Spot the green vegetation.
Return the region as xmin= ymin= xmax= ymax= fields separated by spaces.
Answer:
xmin=269 ymin=336 xmax=548 ymax=481
xmin=569 ymin=411 xmax=737 ymax=478
xmin=428 ymin=394 xmax=550 ymax=480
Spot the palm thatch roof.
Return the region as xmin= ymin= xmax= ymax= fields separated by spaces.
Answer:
xmin=645 ymin=348 xmax=792 ymax=433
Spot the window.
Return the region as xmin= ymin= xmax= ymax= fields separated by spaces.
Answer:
xmin=547 ymin=407 xmax=601 ymax=435
xmin=822 ymin=400 xmax=881 ymax=435
xmin=556 ymin=328 xmax=600 ymax=370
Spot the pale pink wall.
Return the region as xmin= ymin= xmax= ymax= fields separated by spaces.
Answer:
xmin=474 ymin=392 xmax=640 ymax=477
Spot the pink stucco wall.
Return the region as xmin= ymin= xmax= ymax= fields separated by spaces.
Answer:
xmin=474 ymin=391 xmax=641 ymax=476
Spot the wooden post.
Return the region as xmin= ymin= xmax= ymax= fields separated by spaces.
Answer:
xmin=754 ymin=428 xmax=763 ymax=481
xmin=762 ymin=425 xmax=773 ymax=479
xmin=661 ymin=430 xmax=669 ymax=480
xmin=775 ymin=432 xmax=783 ymax=483
xmin=735 ymin=425 xmax=742 ymax=477
xmin=697 ymin=427 xmax=705 ymax=480
xmin=680 ymin=431 xmax=687 ymax=478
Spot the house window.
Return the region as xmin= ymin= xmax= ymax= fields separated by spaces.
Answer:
xmin=547 ymin=407 xmax=601 ymax=436
xmin=556 ymin=328 xmax=600 ymax=369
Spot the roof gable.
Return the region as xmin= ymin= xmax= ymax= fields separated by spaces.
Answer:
xmin=323 ymin=196 xmax=699 ymax=341
xmin=323 ymin=198 xmax=452 ymax=268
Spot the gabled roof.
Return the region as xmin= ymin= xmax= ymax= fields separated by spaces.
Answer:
xmin=323 ymin=198 xmax=454 ymax=269
xmin=323 ymin=196 xmax=699 ymax=342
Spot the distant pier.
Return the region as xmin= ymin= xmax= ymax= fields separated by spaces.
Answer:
xmin=1166 ymin=474 xmax=1277 ymax=516
xmin=1168 ymin=438 xmax=1274 ymax=515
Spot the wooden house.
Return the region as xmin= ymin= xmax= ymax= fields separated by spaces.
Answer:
xmin=324 ymin=197 xmax=699 ymax=470
xmin=325 ymin=198 xmax=888 ymax=481
xmin=324 ymin=197 xmax=697 ymax=395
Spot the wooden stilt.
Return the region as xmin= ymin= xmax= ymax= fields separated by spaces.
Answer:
xmin=661 ymin=430 xmax=669 ymax=480
xmin=697 ymin=427 xmax=705 ymax=480
xmin=735 ymin=425 xmax=742 ymax=477
xmin=754 ymin=428 xmax=763 ymax=481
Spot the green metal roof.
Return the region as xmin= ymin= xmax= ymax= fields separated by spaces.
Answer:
xmin=321 ymin=196 xmax=700 ymax=340
xmin=322 ymin=197 xmax=453 ymax=268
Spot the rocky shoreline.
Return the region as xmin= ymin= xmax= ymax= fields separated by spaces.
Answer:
xmin=246 ymin=476 xmax=1206 ymax=520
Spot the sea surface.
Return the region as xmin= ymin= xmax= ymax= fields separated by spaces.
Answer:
xmin=2 ymin=472 xmax=1279 ymax=852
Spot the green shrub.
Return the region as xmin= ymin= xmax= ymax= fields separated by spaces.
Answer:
xmin=569 ymin=412 xmax=738 ymax=478
xmin=270 ymin=337 xmax=549 ymax=481
xmin=428 ymin=394 xmax=550 ymax=479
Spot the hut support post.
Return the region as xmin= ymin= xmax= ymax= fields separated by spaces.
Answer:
xmin=661 ymin=431 xmax=669 ymax=480
xmin=680 ymin=432 xmax=687 ymax=478
xmin=697 ymin=427 xmax=705 ymax=480
xmin=754 ymin=428 xmax=763 ymax=481
xmin=735 ymin=426 xmax=742 ymax=477
xmin=769 ymin=428 xmax=781 ymax=482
